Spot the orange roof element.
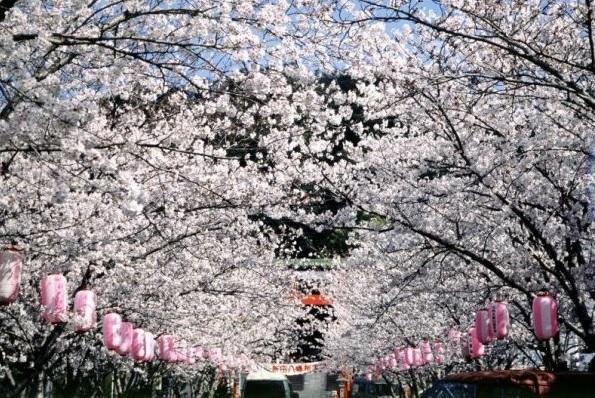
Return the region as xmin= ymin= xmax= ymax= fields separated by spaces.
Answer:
xmin=301 ymin=293 xmax=332 ymax=306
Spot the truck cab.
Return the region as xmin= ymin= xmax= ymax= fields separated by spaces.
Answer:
xmin=243 ymin=371 xmax=299 ymax=398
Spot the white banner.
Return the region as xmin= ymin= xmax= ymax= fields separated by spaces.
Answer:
xmin=259 ymin=361 xmax=326 ymax=375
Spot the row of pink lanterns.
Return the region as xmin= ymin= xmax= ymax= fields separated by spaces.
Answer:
xmin=366 ymin=340 xmax=446 ymax=378
xmin=1 ymin=247 xmax=560 ymax=366
xmin=462 ymin=293 xmax=558 ymax=360
xmin=1 ymin=248 xmax=254 ymax=370
xmin=461 ymin=299 xmax=511 ymax=360
xmin=103 ymin=313 xmax=252 ymax=369
xmin=103 ymin=313 xmax=156 ymax=362
xmin=2 ymin=249 xmax=95 ymax=332
xmin=365 ymin=299 xmax=512 ymax=375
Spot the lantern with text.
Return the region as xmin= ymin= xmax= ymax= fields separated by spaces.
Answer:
xmin=467 ymin=327 xmax=484 ymax=359
xmin=532 ymin=292 xmax=558 ymax=341
xmin=103 ymin=313 xmax=122 ymax=350
xmin=117 ymin=322 xmax=134 ymax=356
xmin=74 ymin=290 xmax=96 ymax=333
xmin=0 ymin=247 xmax=23 ymax=305
xmin=489 ymin=300 xmax=509 ymax=339
xmin=475 ymin=309 xmax=493 ymax=345
xmin=40 ymin=274 xmax=68 ymax=323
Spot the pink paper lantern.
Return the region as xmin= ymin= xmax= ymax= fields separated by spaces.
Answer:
xmin=532 ymin=292 xmax=558 ymax=341
xmin=158 ymin=335 xmax=177 ymax=362
xmin=398 ymin=349 xmax=410 ymax=370
xmin=433 ymin=342 xmax=445 ymax=364
xmin=421 ymin=341 xmax=433 ymax=364
xmin=74 ymin=290 xmax=96 ymax=333
xmin=40 ymin=274 xmax=68 ymax=323
xmin=467 ymin=327 xmax=484 ymax=359
xmin=404 ymin=347 xmax=415 ymax=366
xmin=144 ymin=332 xmax=156 ymax=361
xmin=389 ymin=356 xmax=398 ymax=369
xmin=131 ymin=328 xmax=146 ymax=361
xmin=102 ymin=313 xmax=122 ymax=350
xmin=413 ymin=347 xmax=423 ymax=367
xmin=117 ymin=322 xmax=134 ymax=355
xmin=475 ymin=308 xmax=493 ymax=345
xmin=489 ymin=300 xmax=509 ymax=339
xmin=0 ymin=247 xmax=23 ymax=305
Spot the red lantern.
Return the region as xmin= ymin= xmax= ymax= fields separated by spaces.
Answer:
xmin=40 ymin=274 xmax=68 ymax=323
xmin=475 ymin=309 xmax=493 ymax=345
xmin=102 ymin=313 xmax=122 ymax=350
xmin=467 ymin=327 xmax=484 ymax=359
xmin=421 ymin=341 xmax=433 ymax=364
xmin=74 ymin=290 xmax=96 ymax=333
xmin=0 ymin=247 xmax=23 ymax=305
xmin=489 ymin=300 xmax=509 ymax=339
xmin=131 ymin=328 xmax=146 ymax=361
xmin=117 ymin=322 xmax=134 ymax=355
xmin=532 ymin=292 xmax=558 ymax=341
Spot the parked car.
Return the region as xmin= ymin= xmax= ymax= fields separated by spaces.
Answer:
xmin=243 ymin=370 xmax=299 ymax=398
xmin=351 ymin=376 xmax=393 ymax=398
xmin=420 ymin=369 xmax=595 ymax=398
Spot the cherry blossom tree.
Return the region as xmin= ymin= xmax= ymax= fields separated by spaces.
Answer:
xmin=2 ymin=0 xmax=595 ymax=395
xmin=288 ymin=0 xmax=595 ymax=372
xmin=0 ymin=0 xmax=338 ymax=395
